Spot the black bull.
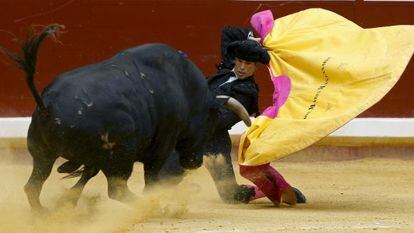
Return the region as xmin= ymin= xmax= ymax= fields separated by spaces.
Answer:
xmin=1 ymin=25 xmax=251 ymax=211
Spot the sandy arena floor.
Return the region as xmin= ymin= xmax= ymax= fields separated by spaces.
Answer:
xmin=1 ymin=149 xmax=414 ymax=233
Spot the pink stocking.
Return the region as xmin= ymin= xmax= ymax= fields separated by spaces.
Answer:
xmin=240 ymin=163 xmax=296 ymax=206
xmin=250 ymin=186 xmax=266 ymax=200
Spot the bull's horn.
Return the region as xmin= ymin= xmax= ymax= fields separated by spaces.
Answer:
xmin=216 ymin=95 xmax=251 ymax=127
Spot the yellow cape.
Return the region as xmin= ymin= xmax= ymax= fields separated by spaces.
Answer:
xmin=238 ymin=8 xmax=414 ymax=166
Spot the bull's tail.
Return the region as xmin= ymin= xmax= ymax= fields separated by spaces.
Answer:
xmin=57 ymin=160 xmax=83 ymax=179
xmin=62 ymin=167 xmax=85 ymax=179
xmin=61 ymin=166 xmax=99 ymax=180
xmin=0 ymin=24 xmax=64 ymax=112
xmin=57 ymin=161 xmax=100 ymax=180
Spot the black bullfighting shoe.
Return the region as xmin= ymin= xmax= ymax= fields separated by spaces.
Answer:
xmin=281 ymin=186 xmax=297 ymax=206
xmin=293 ymin=187 xmax=307 ymax=204
xmin=233 ymin=184 xmax=256 ymax=203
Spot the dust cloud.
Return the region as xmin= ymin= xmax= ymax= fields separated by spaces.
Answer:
xmin=0 ymin=149 xmax=217 ymax=233
xmin=3 ymin=148 xmax=414 ymax=232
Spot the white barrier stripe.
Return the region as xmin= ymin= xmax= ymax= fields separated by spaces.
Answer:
xmin=232 ymin=0 xmax=355 ymax=1
xmin=1 ymin=117 xmax=414 ymax=138
xmin=0 ymin=117 xmax=31 ymax=138
xmin=364 ymin=0 xmax=414 ymax=1
xmin=233 ymin=0 xmax=413 ymax=2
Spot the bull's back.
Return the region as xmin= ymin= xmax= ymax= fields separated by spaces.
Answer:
xmin=125 ymin=43 xmax=208 ymax=100
xmin=43 ymin=43 xmax=207 ymax=117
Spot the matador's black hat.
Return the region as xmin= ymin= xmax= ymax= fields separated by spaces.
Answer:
xmin=227 ymin=40 xmax=270 ymax=64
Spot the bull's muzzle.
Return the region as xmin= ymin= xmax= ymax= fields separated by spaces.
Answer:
xmin=180 ymin=154 xmax=203 ymax=170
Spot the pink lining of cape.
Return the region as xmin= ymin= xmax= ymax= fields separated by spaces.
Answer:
xmin=251 ymin=10 xmax=292 ymax=118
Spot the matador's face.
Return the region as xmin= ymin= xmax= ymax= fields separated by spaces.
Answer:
xmin=234 ymin=57 xmax=258 ymax=79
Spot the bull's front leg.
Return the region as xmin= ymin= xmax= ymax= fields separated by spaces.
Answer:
xmin=143 ymin=138 xmax=178 ymax=189
xmin=143 ymin=163 xmax=161 ymax=187
xmin=101 ymin=138 xmax=137 ymax=204
xmin=143 ymin=152 xmax=174 ymax=188
xmin=158 ymin=150 xmax=185 ymax=186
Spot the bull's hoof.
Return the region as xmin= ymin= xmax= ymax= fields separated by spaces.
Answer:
xmin=32 ymin=206 xmax=50 ymax=216
xmin=233 ymin=185 xmax=255 ymax=204
xmin=108 ymin=189 xmax=137 ymax=204
xmin=55 ymin=192 xmax=79 ymax=209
